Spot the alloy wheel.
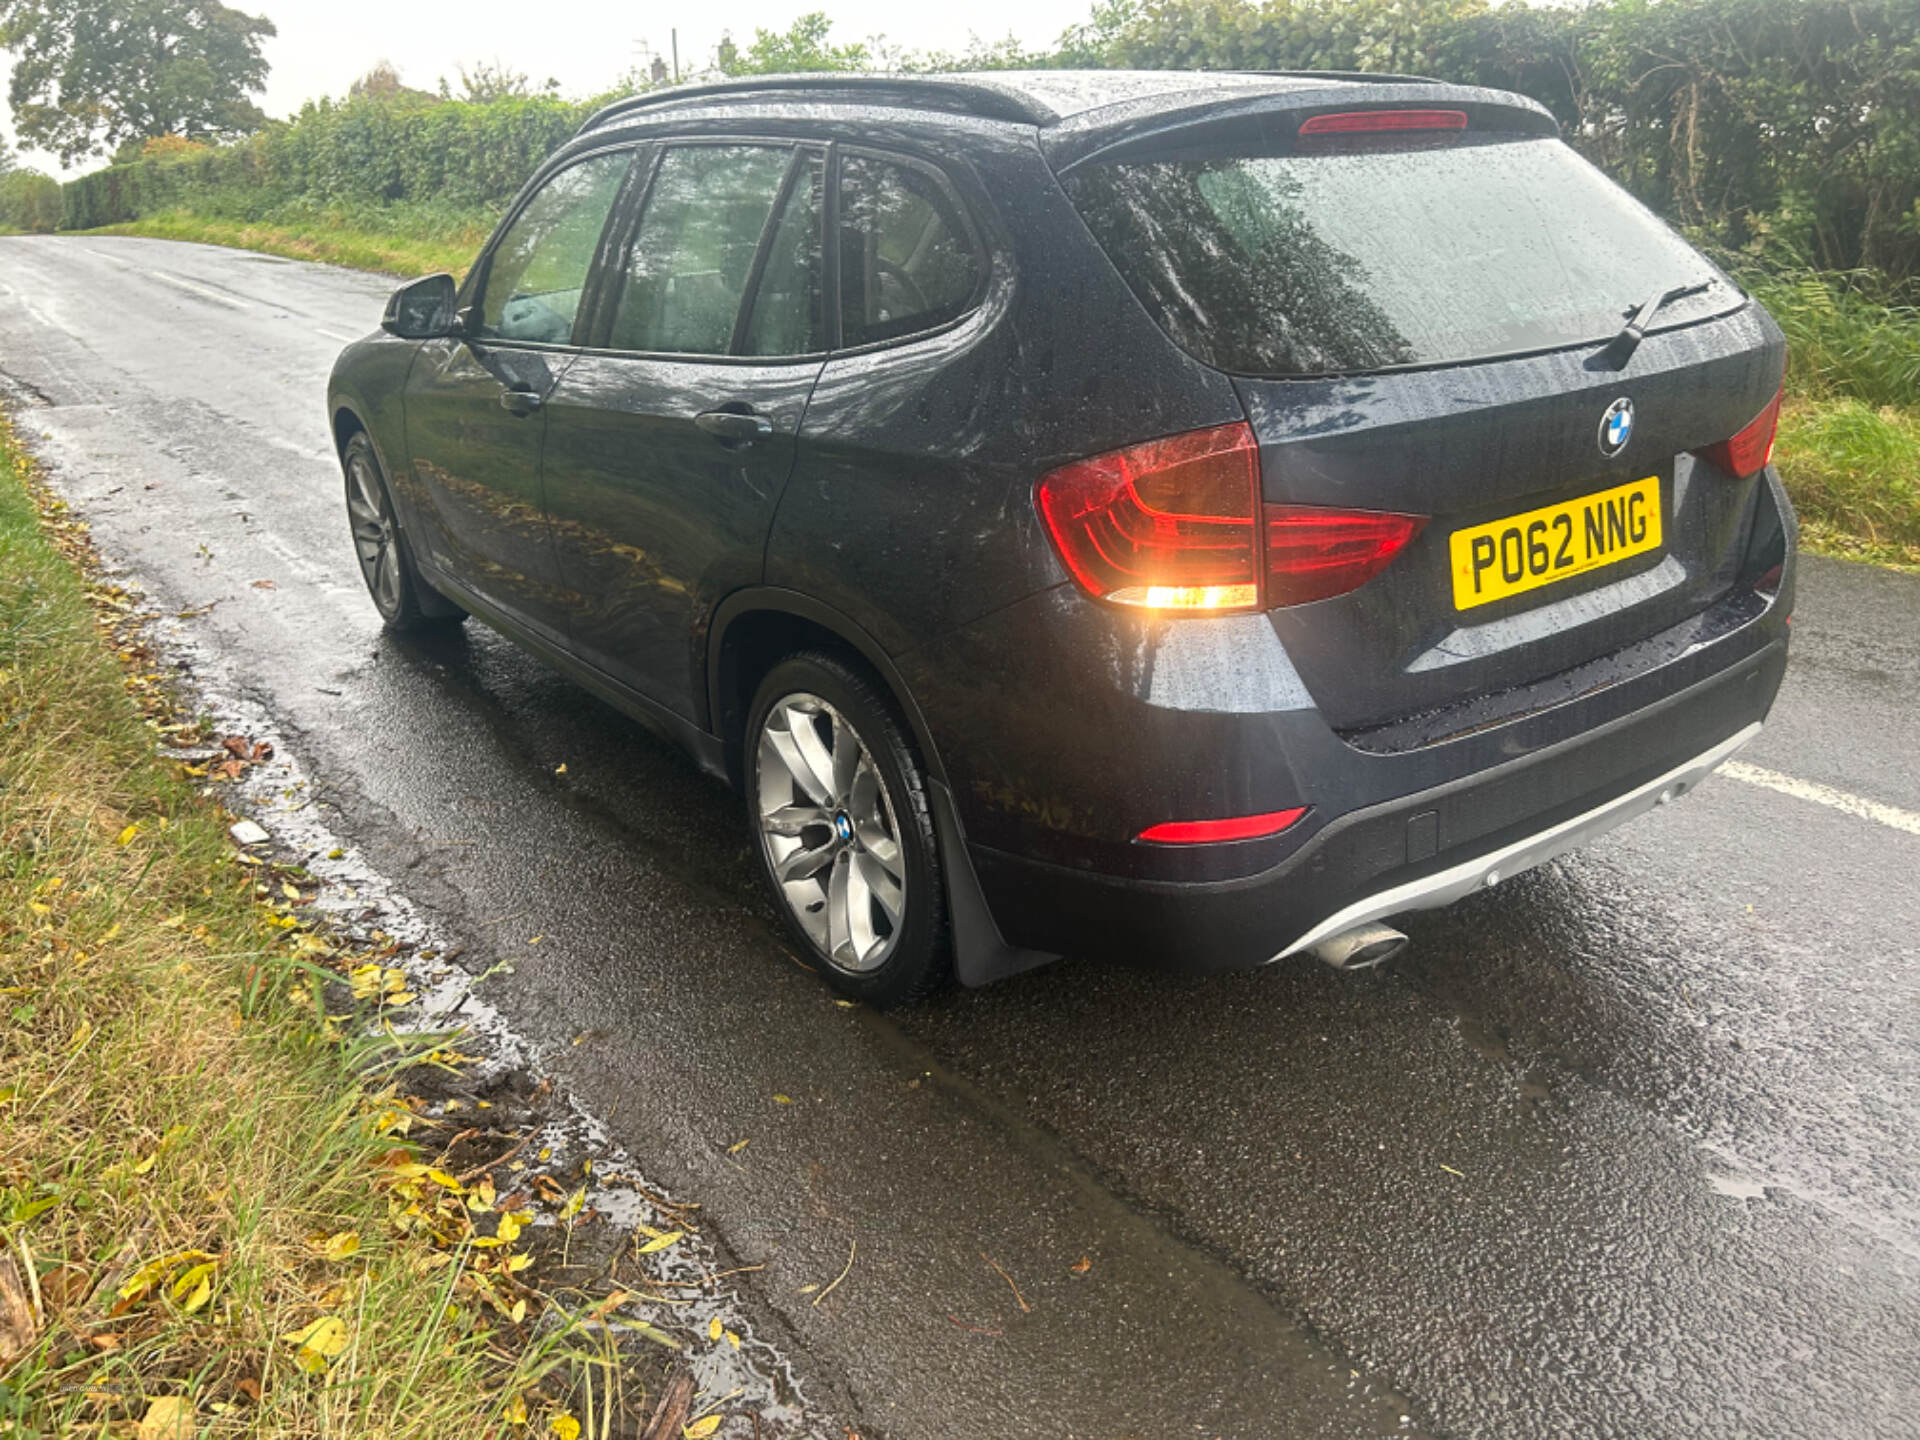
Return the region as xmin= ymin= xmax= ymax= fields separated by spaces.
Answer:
xmin=345 ymin=446 xmax=402 ymax=615
xmin=755 ymin=692 xmax=908 ymax=973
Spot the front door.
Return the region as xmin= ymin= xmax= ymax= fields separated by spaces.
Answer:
xmin=542 ymin=142 xmax=827 ymax=718
xmin=401 ymin=147 xmax=634 ymax=643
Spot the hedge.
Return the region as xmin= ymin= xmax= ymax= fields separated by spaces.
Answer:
xmin=60 ymin=93 xmax=588 ymax=232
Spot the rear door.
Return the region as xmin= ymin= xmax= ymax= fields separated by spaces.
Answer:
xmin=540 ymin=141 xmax=827 ymax=718
xmin=402 ymin=147 xmax=635 ymax=643
xmin=1063 ymin=123 xmax=1786 ymax=734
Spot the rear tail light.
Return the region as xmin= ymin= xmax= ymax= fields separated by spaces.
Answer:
xmin=1298 ymin=109 xmax=1469 ymax=136
xmin=1265 ymin=507 xmax=1427 ymax=607
xmin=1035 ymin=423 xmax=1262 ymax=612
xmin=1036 ymin=424 xmax=1427 ymax=613
xmin=1138 ymin=807 xmax=1309 ymax=844
xmin=1694 ymin=385 xmax=1783 ymax=479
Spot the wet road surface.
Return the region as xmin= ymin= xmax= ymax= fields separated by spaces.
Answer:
xmin=2 ymin=235 xmax=1916 ymax=1440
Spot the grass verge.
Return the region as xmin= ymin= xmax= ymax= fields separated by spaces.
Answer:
xmin=80 ymin=208 xmax=487 ymax=279
xmin=1773 ymin=397 xmax=1920 ymax=568
xmin=0 ymin=413 xmax=572 ymax=1436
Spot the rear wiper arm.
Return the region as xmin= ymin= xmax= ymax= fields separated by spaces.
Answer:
xmin=1595 ymin=279 xmax=1715 ymax=369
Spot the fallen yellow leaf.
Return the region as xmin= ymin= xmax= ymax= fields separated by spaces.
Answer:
xmin=550 ymin=1413 xmax=581 ymax=1440
xmin=635 ymin=1230 xmax=684 ymax=1254
xmin=137 ymin=1396 xmax=193 ymax=1440
xmin=683 ymin=1415 xmax=722 ymax=1438
xmin=315 ymin=1231 xmax=360 ymax=1262
xmin=708 ymin=1316 xmax=723 ymax=1341
xmin=117 ymin=824 xmax=140 ymax=846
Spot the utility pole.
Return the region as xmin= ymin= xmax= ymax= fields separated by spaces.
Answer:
xmin=671 ymin=29 xmax=680 ymax=83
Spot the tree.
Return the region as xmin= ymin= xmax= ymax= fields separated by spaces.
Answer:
xmin=717 ymin=13 xmax=871 ymax=76
xmin=0 ymin=0 xmax=275 ymax=165
xmin=439 ymin=60 xmax=558 ymax=104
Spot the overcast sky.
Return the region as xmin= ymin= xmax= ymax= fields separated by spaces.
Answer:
xmin=2 ymin=0 xmax=1095 ymax=175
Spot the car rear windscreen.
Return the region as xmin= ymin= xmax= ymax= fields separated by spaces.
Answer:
xmin=1064 ymin=134 xmax=1742 ymax=377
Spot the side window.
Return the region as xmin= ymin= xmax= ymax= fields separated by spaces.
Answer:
xmin=742 ymin=153 xmax=825 ymax=357
xmin=610 ymin=145 xmax=796 ymax=356
xmin=478 ymin=151 xmax=632 ymax=345
xmin=837 ymin=152 xmax=982 ymax=347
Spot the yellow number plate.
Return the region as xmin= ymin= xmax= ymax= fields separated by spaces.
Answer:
xmin=1449 ymin=476 xmax=1663 ymax=611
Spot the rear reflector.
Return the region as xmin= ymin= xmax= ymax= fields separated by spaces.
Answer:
xmin=1138 ymin=808 xmax=1309 ymax=844
xmin=1036 ymin=423 xmax=1262 ymax=612
xmin=1265 ymin=506 xmax=1427 ymax=608
xmin=1037 ymin=424 xmax=1427 ymax=612
xmin=1298 ymin=109 xmax=1469 ymax=136
xmin=1694 ymin=385 xmax=1783 ymax=479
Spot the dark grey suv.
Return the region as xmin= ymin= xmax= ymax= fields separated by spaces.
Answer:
xmin=327 ymin=71 xmax=1794 ymax=1005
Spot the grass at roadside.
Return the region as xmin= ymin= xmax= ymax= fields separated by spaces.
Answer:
xmin=0 ymin=414 xmax=556 ymax=1435
xmin=1773 ymin=398 xmax=1920 ymax=568
xmin=81 ymin=207 xmax=488 ymax=279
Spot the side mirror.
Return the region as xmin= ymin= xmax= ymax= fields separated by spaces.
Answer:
xmin=381 ymin=273 xmax=459 ymax=339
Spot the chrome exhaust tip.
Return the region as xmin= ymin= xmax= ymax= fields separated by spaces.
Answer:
xmin=1310 ymin=922 xmax=1408 ymax=970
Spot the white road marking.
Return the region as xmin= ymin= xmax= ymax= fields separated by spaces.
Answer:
xmin=1719 ymin=761 xmax=1920 ymax=837
xmin=84 ymin=246 xmax=132 ymax=267
xmin=315 ymin=327 xmax=361 ymax=344
xmin=145 ymin=269 xmax=251 ymax=310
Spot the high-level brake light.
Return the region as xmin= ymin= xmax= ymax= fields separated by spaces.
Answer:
xmin=1297 ymin=109 xmax=1469 ymax=136
xmin=1035 ymin=423 xmax=1427 ymax=613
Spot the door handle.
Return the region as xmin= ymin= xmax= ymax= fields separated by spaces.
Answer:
xmin=695 ymin=409 xmax=774 ymax=445
xmin=499 ymin=388 xmax=543 ymax=416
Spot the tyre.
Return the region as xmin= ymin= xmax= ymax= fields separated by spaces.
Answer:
xmin=342 ymin=430 xmax=466 ymax=632
xmin=745 ymin=651 xmax=951 ymax=1007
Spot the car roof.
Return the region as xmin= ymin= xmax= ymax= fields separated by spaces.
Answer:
xmin=577 ymin=69 xmax=1550 ymax=147
xmin=572 ymin=70 xmax=1559 ymax=174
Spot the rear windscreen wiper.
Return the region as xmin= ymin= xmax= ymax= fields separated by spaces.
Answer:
xmin=1595 ymin=279 xmax=1715 ymax=369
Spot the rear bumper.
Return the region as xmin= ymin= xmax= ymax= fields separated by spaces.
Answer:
xmin=965 ymin=634 xmax=1786 ymax=972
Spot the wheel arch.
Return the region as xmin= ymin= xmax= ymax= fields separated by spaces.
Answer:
xmin=706 ymin=588 xmax=949 ymax=792
xmin=708 ymin=587 xmax=1057 ymax=989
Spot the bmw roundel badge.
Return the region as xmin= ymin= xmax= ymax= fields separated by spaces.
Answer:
xmin=1599 ymin=397 xmax=1635 ymax=457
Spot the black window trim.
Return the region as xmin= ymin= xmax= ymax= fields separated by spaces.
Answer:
xmin=826 ymin=143 xmax=992 ymax=358
xmin=456 ymin=140 xmax=644 ymax=356
xmin=579 ymin=135 xmax=833 ymax=367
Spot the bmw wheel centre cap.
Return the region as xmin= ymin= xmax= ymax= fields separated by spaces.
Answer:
xmin=1600 ymin=397 xmax=1634 ymax=457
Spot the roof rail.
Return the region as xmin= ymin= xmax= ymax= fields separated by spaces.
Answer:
xmin=578 ymin=74 xmax=1048 ymax=135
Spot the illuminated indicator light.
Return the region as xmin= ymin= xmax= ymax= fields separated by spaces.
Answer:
xmin=1138 ymin=808 xmax=1311 ymax=844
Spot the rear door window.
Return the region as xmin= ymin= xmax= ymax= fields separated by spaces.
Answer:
xmin=609 ymin=144 xmax=804 ymax=356
xmin=477 ymin=150 xmax=632 ymax=346
xmin=1064 ymin=135 xmax=1741 ymax=376
xmin=836 ymin=151 xmax=982 ymax=347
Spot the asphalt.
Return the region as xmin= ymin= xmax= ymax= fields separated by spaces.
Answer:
xmin=2 ymin=233 xmax=1916 ymax=1440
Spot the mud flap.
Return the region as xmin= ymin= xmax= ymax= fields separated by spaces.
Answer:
xmin=931 ymin=779 xmax=1060 ymax=988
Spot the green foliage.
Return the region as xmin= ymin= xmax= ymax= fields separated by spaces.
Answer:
xmin=1743 ymin=268 xmax=1920 ymax=409
xmin=0 ymin=166 xmax=60 ymax=231
xmin=716 ymin=12 xmax=871 ymax=75
xmin=0 ymin=0 xmax=275 ymax=166
xmin=1063 ymin=0 xmax=1920 ymax=279
xmin=1774 ymin=399 xmax=1920 ymax=562
xmin=59 ymin=91 xmax=585 ymax=231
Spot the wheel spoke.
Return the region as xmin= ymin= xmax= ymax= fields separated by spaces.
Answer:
xmin=774 ymin=836 xmax=838 ymax=884
xmin=785 ymin=705 xmax=842 ymax=804
xmin=855 ymin=851 xmax=904 ymax=927
xmin=827 ymin=855 xmax=855 ymax=964
xmin=765 ymin=712 xmax=834 ymax=806
xmin=762 ymin=803 xmax=829 ymax=838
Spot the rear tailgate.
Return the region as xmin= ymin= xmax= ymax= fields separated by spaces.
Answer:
xmin=1237 ymin=320 xmax=1783 ymax=731
xmin=1060 ymin=103 xmax=1786 ymax=733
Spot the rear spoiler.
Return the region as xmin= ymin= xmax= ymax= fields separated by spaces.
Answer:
xmin=1042 ymin=81 xmax=1557 ymax=174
